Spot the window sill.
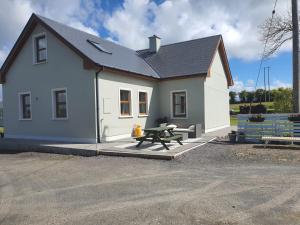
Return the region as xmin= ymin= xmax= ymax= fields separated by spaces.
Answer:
xmin=171 ymin=116 xmax=188 ymax=120
xmin=52 ymin=117 xmax=68 ymax=121
xmin=33 ymin=60 xmax=47 ymax=65
xmin=119 ymin=115 xmax=133 ymax=119
xmin=19 ymin=118 xmax=32 ymax=121
xmin=138 ymin=114 xmax=148 ymax=118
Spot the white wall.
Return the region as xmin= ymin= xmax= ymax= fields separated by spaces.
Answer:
xmin=98 ymin=69 xmax=159 ymax=141
xmin=158 ymin=77 xmax=205 ymax=128
xmin=3 ymin=24 xmax=97 ymax=143
xmin=204 ymin=48 xmax=230 ymax=132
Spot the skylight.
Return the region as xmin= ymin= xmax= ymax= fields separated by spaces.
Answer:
xmin=87 ymin=39 xmax=112 ymax=54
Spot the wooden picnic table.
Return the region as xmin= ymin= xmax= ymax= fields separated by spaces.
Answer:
xmin=135 ymin=126 xmax=183 ymax=150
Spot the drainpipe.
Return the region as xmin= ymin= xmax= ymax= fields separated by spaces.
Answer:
xmin=95 ymin=67 xmax=103 ymax=143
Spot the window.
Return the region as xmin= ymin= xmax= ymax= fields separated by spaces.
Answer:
xmin=120 ymin=89 xmax=132 ymax=116
xmin=172 ymin=91 xmax=187 ymax=118
xmin=138 ymin=91 xmax=148 ymax=116
xmin=87 ymin=39 xmax=112 ymax=54
xmin=19 ymin=92 xmax=31 ymax=120
xmin=52 ymin=89 xmax=68 ymax=119
xmin=34 ymin=34 xmax=47 ymax=63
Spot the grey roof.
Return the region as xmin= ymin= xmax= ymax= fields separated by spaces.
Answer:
xmin=137 ymin=35 xmax=221 ymax=79
xmin=1 ymin=14 xmax=229 ymax=83
xmin=37 ymin=15 xmax=160 ymax=78
xmin=37 ymin=15 xmax=222 ymax=80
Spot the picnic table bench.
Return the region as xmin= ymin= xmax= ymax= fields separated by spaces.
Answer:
xmin=262 ymin=136 xmax=300 ymax=148
xmin=135 ymin=127 xmax=183 ymax=150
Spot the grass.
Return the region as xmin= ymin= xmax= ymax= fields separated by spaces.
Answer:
xmin=230 ymin=102 xmax=274 ymax=112
xmin=230 ymin=115 xmax=238 ymax=126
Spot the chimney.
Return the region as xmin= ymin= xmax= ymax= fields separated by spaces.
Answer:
xmin=148 ymin=35 xmax=161 ymax=52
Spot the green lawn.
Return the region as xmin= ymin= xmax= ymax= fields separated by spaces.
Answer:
xmin=230 ymin=102 xmax=274 ymax=112
xmin=230 ymin=115 xmax=237 ymax=126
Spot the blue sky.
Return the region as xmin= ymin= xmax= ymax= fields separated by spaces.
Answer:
xmin=0 ymin=0 xmax=294 ymax=96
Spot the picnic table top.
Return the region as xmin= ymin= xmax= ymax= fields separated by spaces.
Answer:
xmin=144 ymin=127 xmax=174 ymax=132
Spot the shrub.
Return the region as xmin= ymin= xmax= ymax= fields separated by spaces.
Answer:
xmin=239 ymin=104 xmax=267 ymax=114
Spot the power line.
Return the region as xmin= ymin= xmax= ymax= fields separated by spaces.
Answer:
xmin=250 ymin=0 xmax=278 ymax=110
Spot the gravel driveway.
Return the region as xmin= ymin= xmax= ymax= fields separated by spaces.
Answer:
xmin=1 ymin=140 xmax=300 ymax=225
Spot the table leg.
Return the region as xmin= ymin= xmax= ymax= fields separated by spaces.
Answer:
xmin=136 ymin=140 xmax=144 ymax=147
xmin=161 ymin=141 xmax=170 ymax=150
xmin=177 ymin=139 xmax=183 ymax=145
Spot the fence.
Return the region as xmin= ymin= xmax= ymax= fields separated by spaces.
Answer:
xmin=237 ymin=114 xmax=300 ymax=142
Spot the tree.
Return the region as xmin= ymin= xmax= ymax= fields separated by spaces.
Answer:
xmin=247 ymin=91 xmax=255 ymax=103
xmin=229 ymin=91 xmax=237 ymax=104
xmin=239 ymin=90 xmax=248 ymax=103
xmin=259 ymin=12 xmax=293 ymax=57
xmin=255 ymin=89 xmax=265 ymax=103
xmin=273 ymin=88 xmax=293 ymax=113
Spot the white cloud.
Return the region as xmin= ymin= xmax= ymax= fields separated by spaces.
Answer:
xmin=103 ymin=0 xmax=291 ymax=60
xmin=0 ymin=0 xmax=99 ymax=67
xmin=230 ymin=78 xmax=291 ymax=93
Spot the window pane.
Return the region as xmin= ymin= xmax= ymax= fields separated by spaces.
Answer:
xmin=139 ymin=103 xmax=147 ymax=114
xmin=37 ymin=36 xmax=46 ymax=49
xmin=56 ymin=91 xmax=66 ymax=103
xmin=120 ymin=90 xmax=129 ymax=101
xmin=24 ymin=105 xmax=31 ymax=119
xmin=38 ymin=49 xmax=47 ymax=61
xmin=56 ymin=103 xmax=66 ymax=118
xmin=139 ymin=92 xmax=146 ymax=102
xmin=21 ymin=94 xmax=31 ymax=119
xmin=23 ymin=94 xmax=30 ymax=105
xmin=121 ymin=103 xmax=130 ymax=115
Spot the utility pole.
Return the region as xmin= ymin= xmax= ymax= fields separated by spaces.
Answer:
xmin=292 ymin=0 xmax=300 ymax=112
xmin=264 ymin=67 xmax=267 ymax=102
xmin=267 ymin=66 xmax=271 ymax=102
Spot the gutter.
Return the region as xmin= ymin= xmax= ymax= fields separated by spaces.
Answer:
xmin=95 ymin=67 xmax=103 ymax=143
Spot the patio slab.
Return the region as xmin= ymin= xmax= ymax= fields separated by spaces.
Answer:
xmin=97 ymin=136 xmax=216 ymax=160
xmin=0 ymin=136 xmax=216 ymax=160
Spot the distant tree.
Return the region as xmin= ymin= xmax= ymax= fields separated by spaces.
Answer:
xmin=247 ymin=91 xmax=255 ymax=103
xmin=273 ymin=88 xmax=293 ymax=113
xmin=239 ymin=90 xmax=248 ymax=103
xmin=229 ymin=91 xmax=237 ymax=104
xmin=255 ymin=89 xmax=265 ymax=103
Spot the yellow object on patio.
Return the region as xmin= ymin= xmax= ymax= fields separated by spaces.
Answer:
xmin=134 ymin=125 xmax=143 ymax=137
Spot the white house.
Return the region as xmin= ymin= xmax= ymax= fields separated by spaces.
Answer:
xmin=0 ymin=14 xmax=233 ymax=143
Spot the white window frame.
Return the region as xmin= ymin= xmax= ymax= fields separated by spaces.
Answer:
xmin=18 ymin=91 xmax=32 ymax=121
xmin=119 ymin=88 xmax=133 ymax=118
xmin=32 ymin=32 xmax=47 ymax=65
xmin=138 ymin=90 xmax=149 ymax=117
xmin=51 ymin=88 xmax=68 ymax=120
xmin=170 ymin=90 xmax=188 ymax=119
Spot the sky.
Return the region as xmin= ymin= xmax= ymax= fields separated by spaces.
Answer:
xmin=0 ymin=0 xmax=295 ymax=100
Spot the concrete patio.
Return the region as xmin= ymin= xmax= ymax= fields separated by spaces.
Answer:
xmin=0 ymin=126 xmax=234 ymax=160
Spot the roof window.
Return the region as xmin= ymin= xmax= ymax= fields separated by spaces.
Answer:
xmin=87 ymin=39 xmax=112 ymax=54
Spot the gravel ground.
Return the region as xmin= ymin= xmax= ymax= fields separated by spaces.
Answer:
xmin=1 ymin=140 xmax=300 ymax=225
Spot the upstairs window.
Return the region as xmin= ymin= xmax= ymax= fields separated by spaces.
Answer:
xmin=172 ymin=91 xmax=187 ymax=118
xmin=19 ymin=92 xmax=31 ymax=120
xmin=52 ymin=89 xmax=68 ymax=119
xmin=34 ymin=34 xmax=47 ymax=63
xmin=138 ymin=91 xmax=148 ymax=116
xmin=120 ymin=89 xmax=132 ymax=116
